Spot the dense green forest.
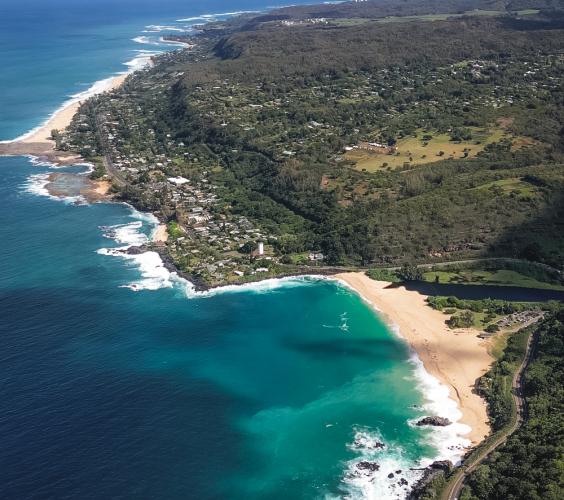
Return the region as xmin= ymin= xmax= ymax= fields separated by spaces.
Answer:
xmin=65 ymin=2 xmax=564 ymax=273
xmin=167 ymin=16 xmax=564 ymax=267
xmin=263 ymin=0 xmax=563 ymax=20
xmin=460 ymin=311 xmax=564 ymax=499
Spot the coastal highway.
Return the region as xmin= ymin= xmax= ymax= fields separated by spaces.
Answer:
xmin=93 ymin=110 xmax=127 ymax=187
xmin=103 ymin=154 xmax=127 ymax=187
xmin=442 ymin=322 xmax=539 ymax=500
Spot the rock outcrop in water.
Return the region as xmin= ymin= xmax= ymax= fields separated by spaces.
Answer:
xmin=356 ymin=461 xmax=380 ymax=473
xmin=352 ymin=436 xmax=385 ymax=450
xmin=416 ymin=416 xmax=452 ymax=427
xmin=430 ymin=460 xmax=453 ymax=473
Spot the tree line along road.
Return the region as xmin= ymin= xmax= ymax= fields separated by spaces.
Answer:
xmin=441 ymin=321 xmax=539 ymax=500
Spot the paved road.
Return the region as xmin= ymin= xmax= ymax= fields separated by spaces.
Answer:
xmin=93 ymin=110 xmax=127 ymax=187
xmin=442 ymin=322 xmax=539 ymax=500
xmin=103 ymin=154 xmax=127 ymax=187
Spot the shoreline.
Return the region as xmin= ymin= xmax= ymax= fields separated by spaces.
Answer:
xmin=7 ymin=9 xmax=489 ymax=459
xmin=0 ymin=73 xmax=128 ymax=165
xmin=335 ymin=272 xmax=493 ymax=447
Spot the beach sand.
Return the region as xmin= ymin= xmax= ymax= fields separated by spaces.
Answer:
xmin=23 ymin=73 xmax=127 ymax=145
xmin=335 ymin=272 xmax=493 ymax=446
xmin=153 ymin=224 xmax=169 ymax=243
xmin=0 ymin=74 xmax=127 ymax=164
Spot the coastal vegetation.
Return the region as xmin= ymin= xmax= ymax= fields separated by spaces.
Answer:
xmin=416 ymin=309 xmax=564 ymax=499
xmin=3 ymin=1 xmax=563 ymax=498
xmin=423 ymin=268 xmax=564 ymax=290
xmin=426 ymin=295 xmax=549 ymax=331
xmin=61 ymin=6 xmax=564 ymax=287
xmin=460 ymin=311 xmax=564 ymax=499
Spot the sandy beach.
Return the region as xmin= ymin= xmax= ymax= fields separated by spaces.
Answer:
xmin=336 ymin=272 xmax=493 ymax=446
xmin=153 ymin=224 xmax=169 ymax=243
xmin=0 ymin=74 xmax=127 ymax=164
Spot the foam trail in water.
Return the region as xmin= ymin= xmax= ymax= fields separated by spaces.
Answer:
xmin=158 ymin=37 xmax=192 ymax=47
xmin=22 ymin=172 xmax=85 ymax=204
xmin=175 ymin=9 xmax=258 ymax=23
xmin=144 ymin=25 xmax=188 ymax=32
xmin=2 ymin=43 xmax=160 ymax=144
xmin=0 ymin=74 xmax=129 ymax=144
xmin=97 ymin=212 xmax=174 ymax=292
xmin=132 ymin=35 xmax=164 ymax=47
xmin=407 ymin=352 xmax=471 ymax=465
xmin=124 ymin=50 xmax=161 ymax=71
xmin=340 ymin=427 xmax=421 ymax=500
xmin=330 ymin=279 xmax=476 ymax=499
xmin=180 ymin=275 xmax=327 ymax=299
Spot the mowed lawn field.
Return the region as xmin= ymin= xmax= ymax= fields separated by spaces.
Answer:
xmin=346 ymin=127 xmax=509 ymax=171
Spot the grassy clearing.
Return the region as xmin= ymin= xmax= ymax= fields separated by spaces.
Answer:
xmin=347 ymin=127 xmax=508 ymax=172
xmin=490 ymin=329 xmax=512 ymax=359
xmin=330 ymin=18 xmax=373 ymax=27
xmin=470 ymin=177 xmax=537 ymax=198
xmin=375 ymin=10 xmax=505 ymax=24
xmin=514 ymin=9 xmax=541 ymax=16
xmin=422 ymin=269 xmax=564 ymax=291
xmin=332 ymin=9 xmax=536 ymax=28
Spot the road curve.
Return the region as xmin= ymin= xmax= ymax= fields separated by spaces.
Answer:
xmin=442 ymin=324 xmax=538 ymax=500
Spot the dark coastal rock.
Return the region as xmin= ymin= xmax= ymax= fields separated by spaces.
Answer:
xmin=407 ymin=461 xmax=453 ymax=499
xmin=399 ymin=478 xmax=408 ymax=486
xmin=408 ymin=469 xmax=444 ymax=499
xmin=388 ymin=472 xmax=394 ymax=478
xmin=430 ymin=460 xmax=453 ymax=473
xmin=353 ymin=437 xmax=385 ymax=450
xmin=356 ymin=461 xmax=380 ymax=473
xmin=126 ymin=245 xmax=150 ymax=255
xmin=154 ymin=247 xmax=211 ymax=291
xmin=396 ymin=470 xmax=402 ymax=474
xmin=416 ymin=416 xmax=452 ymax=427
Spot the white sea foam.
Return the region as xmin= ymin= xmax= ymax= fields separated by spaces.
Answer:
xmin=97 ymin=212 xmax=175 ymax=292
xmin=330 ymin=279 xmax=476 ymax=498
xmin=144 ymin=25 xmax=188 ymax=32
xmin=124 ymin=50 xmax=161 ymax=71
xmin=23 ymin=173 xmax=52 ymax=198
xmin=158 ymin=37 xmax=192 ymax=48
xmin=132 ymin=35 xmax=164 ymax=47
xmin=340 ymin=427 xmax=421 ymax=500
xmin=100 ymin=221 xmax=148 ymax=246
xmin=175 ymin=16 xmax=208 ymax=22
xmin=0 ymin=74 xmax=122 ymax=144
xmin=175 ymin=10 xmax=258 ymax=23
xmin=98 ymin=245 xmax=174 ymax=292
xmin=1 ymin=40 xmax=162 ymax=144
xmin=181 ymin=274 xmax=326 ymax=298
xmin=127 ymin=206 xmax=160 ymax=225
xmin=22 ymin=172 xmax=85 ymax=204
xmin=27 ymin=155 xmax=63 ymax=169
xmin=380 ymin=320 xmax=472 ymax=466
xmin=407 ymin=352 xmax=472 ymax=465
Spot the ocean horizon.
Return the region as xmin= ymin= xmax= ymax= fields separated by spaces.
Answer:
xmin=0 ymin=1 xmax=468 ymax=498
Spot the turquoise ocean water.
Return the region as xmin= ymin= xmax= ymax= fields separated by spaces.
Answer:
xmin=0 ymin=1 xmax=468 ymax=498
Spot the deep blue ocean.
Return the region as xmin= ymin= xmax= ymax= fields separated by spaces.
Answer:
xmin=0 ymin=2 xmax=465 ymax=498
